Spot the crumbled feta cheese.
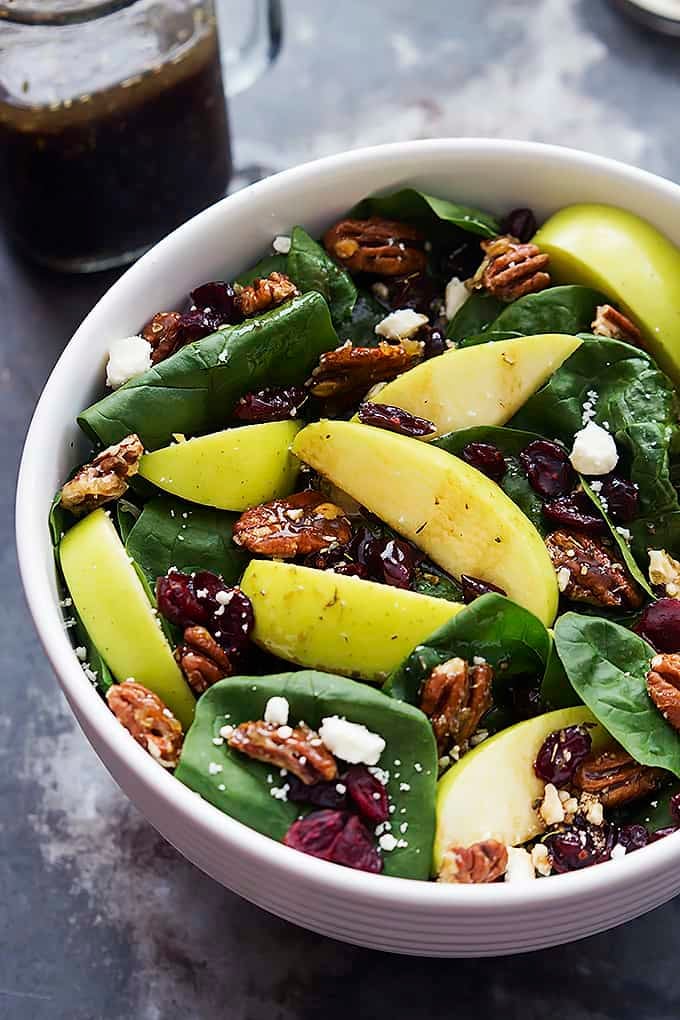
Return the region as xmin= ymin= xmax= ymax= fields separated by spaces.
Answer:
xmin=648 ymin=548 xmax=680 ymax=598
xmin=531 ymin=843 xmax=552 ymax=877
xmin=74 ymin=646 xmax=87 ymax=661
xmin=539 ymin=783 xmax=565 ymax=826
xmin=616 ymin=526 xmax=632 ymax=542
xmin=336 ymin=783 xmax=346 ymax=795
xmin=219 ymin=724 xmax=234 ymax=739
xmin=399 ymin=782 xmax=411 ymax=792
xmin=273 ymin=234 xmax=291 ymax=254
xmin=374 ymin=308 xmax=428 ymax=341
xmin=105 ymin=335 xmax=152 ymax=389
xmin=569 ymin=420 xmax=619 ymax=475
xmin=472 ymin=655 xmax=487 ymax=666
xmin=504 ymin=846 xmax=536 ymax=882
xmin=215 ymin=589 xmax=234 ymax=606
xmin=581 ymin=389 xmax=599 ymax=425
xmin=378 ymin=833 xmax=398 ymax=852
xmin=318 ymin=716 xmax=385 ymax=765
xmin=208 ymin=762 xmax=223 ymax=775
xmin=583 ymin=795 xmax=604 ymax=826
xmin=212 ymin=737 xmax=224 ymax=746
xmin=610 ymin=843 xmax=627 ymax=861
xmin=276 ymin=725 xmax=293 ymax=740
xmin=469 ymin=729 xmax=489 ymax=747
xmin=270 ymin=783 xmax=290 ymax=801
xmin=444 ymin=276 xmax=469 ymax=321
xmin=264 ymin=696 xmax=289 ymax=726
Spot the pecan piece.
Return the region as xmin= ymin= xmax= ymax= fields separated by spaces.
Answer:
xmin=60 ymin=434 xmax=144 ymax=515
xmin=438 ymin=839 xmax=508 ymax=884
xmin=175 ymin=626 xmax=232 ymax=695
xmin=228 ymin=720 xmax=338 ymax=784
xmin=233 ymin=490 xmax=352 ymax=557
xmin=591 ymin=304 xmax=642 ymax=346
xmin=647 ymin=653 xmax=680 ymax=731
xmin=323 ymin=216 xmax=427 ymax=276
xmin=573 ymin=748 xmax=664 ymax=808
xmin=142 ymin=310 xmax=183 ymax=365
xmin=470 ymin=235 xmax=551 ymax=302
xmin=234 ymin=271 xmax=299 ymax=318
xmin=307 ymin=339 xmax=423 ymax=400
xmin=546 ymin=529 xmax=643 ymax=609
xmin=106 ymin=680 xmax=183 ymax=768
xmin=420 ymin=656 xmax=493 ymax=755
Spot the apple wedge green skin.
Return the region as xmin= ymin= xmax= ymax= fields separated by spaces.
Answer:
xmin=60 ymin=509 xmax=195 ymax=728
xmin=433 ymin=707 xmax=611 ymax=872
xmin=240 ymin=560 xmax=464 ymax=683
xmin=138 ymin=420 xmax=301 ymax=511
xmin=534 ymin=203 xmax=680 ymax=384
xmin=368 ymin=334 xmax=582 ymax=437
xmin=292 ymin=421 xmax=558 ymax=626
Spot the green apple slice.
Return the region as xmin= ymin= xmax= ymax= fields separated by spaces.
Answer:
xmin=292 ymin=421 xmax=558 ymax=625
xmin=138 ymin=420 xmax=301 ymax=511
xmin=534 ymin=203 xmax=680 ymax=384
xmin=60 ymin=509 xmax=195 ymax=728
xmin=240 ymin=560 xmax=463 ymax=683
xmin=369 ymin=333 xmax=581 ymax=436
xmin=433 ymin=707 xmax=611 ymax=871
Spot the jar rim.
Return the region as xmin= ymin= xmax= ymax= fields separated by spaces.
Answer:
xmin=0 ymin=0 xmax=138 ymax=25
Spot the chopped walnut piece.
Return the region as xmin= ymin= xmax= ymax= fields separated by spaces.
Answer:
xmin=591 ymin=304 xmax=643 ymax=346
xmin=322 ymin=216 xmax=427 ymax=276
xmin=142 ymin=310 xmax=183 ymax=365
xmin=106 ymin=680 xmax=183 ymax=768
xmin=233 ymin=490 xmax=352 ymax=557
xmin=545 ymin=529 xmax=643 ymax=609
xmin=647 ymin=653 xmax=680 ymax=731
xmin=175 ymin=626 xmax=232 ymax=695
xmin=60 ymin=434 xmax=144 ymax=515
xmin=438 ymin=839 xmax=508 ymax=884
xmin=234 ymin=271 xmax=299 ymax=317
xmin=469 ymin=234 xmax=551 ymax=302
xmin=572 ymin=748 xmax=664 ymax=808
xmin=307 ymin=339 xmax=423 ymax=401
xmin=228 ymin=719 xmax=338 ymax=784
xmin=420 ymin=657 xmax=493 ymax=755
xmin=648 ymin=549 xmax=680 ymax=598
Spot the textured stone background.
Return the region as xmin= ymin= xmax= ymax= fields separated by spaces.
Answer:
xmin=4 ymin=1 xmax=680 ymax=1017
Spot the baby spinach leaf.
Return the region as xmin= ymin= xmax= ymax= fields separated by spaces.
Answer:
xmin=175 ymin=671 xmax=438 ymax=880
xmin=385 ymin=593 xmax=551 ymax=708
xmin=580 ymin=478 xmax=654 ymax=598
xmin=285 ymin=226 xmax=357 ymax=330
xmin=625 ymin=779 xmax=680 ymax=832
xmin=446 ymin=292 xmax=503 ymax=342
xmin=554 ymin=613 xmax=680 ymax=777
xmin=458 ymin=330 xmax=523 ymax=348
xmin=489 ymin=286 xmax=606 ymax=338
xmin=116 ymin=498 xmax=142 ymax=544
xmin=352 ymin=188 xmax=500 ymax=239
xmin=125 ymin=495 xmax=248 ymax=586
xmin=337 ymin=289 xmax=386 ymax=345
xmin=412 ymin=563 xmax=464 ymax=604
xmin=78 ymin=292 xmax=340 ymax=452
xmin=236 ymin=254 xmax=287 ymax=286
xmin=541 ymin=639 xmax=581 ymax=710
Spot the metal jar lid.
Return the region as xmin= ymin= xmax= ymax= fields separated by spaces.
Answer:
xmin=611 ymin=0 xmax=680 ymax=35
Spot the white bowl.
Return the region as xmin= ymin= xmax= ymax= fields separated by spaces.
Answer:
xmin=17 ymin=139 xmax=680 ymax=957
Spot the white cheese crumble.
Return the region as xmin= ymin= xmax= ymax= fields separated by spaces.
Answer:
xmin=219 ymin=724 xmax=234 ymax=739
xmin=531 ymin=843 xmax=552 ymax=877
xmin=444 ymin=276 xmax=469 ymax=321
xmin=648 ymin=548 xmax=680 ymax=597
xmin=539 ymin=783 xmax=565 ymax=826
xmin=272 ymin=234 xmax=291 ymax=254
xmin=74 ymin=646 xmax=87 ymax=661
xmin=378 ymin=833 xmax=398 ymax=852
xmin=583 ymin=795 xmax=604 ymax=827
xmin=208 ymin=762 xmax=223 ymax=775
xmin=105 ymin=335 xmax=152 ymax=389
xmin=264 ymin=696 xmax=290 ymax=726
xmin=610 ymin=843 xmax=627 ymax=861
xmin=616 ymin=526 xmax=632 ymax=542
xmin=582 ymin=389 xmax=599 ymax=424
xmin=270 ymin=783 xmax=290 ymax=801
xmin=504 ymin=846 xmax=536 ymax=882
xmin=319 ymin=716 xmax=385 ymax=765
xmin=556 ymin=566 xmax=571 ymax=592
xmin=569 ymin=420 xmax=619 ymax=476
xmin=374 ymin=308 xmax=428 ymax=341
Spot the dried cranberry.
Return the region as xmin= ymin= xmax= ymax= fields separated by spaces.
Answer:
xmin=286 ymin=774 xmax=347 ymax=810
xmin=534 ymin=725 xmax=592 ymax=785
xmin=519 ymin=439 xmax=575 ymax=499
xmin=500 ymin=207 xmax=537 ymax=243
xmin=616 ymin=824 xmax=649 ymax=853
xmin=233 ymin=385 xmax=307 ymax=423
xmin=345 ymin=765 xmax=389 ymax=824
xmin=544 ymin=816 xmax=617 ymax=873
xmin=542 ymin=490 xmax=607 ymax=534
xmin=461 ymin=441 xmax=507 ymax=482
xmin=156 ymin=569 xmax=253 ymax=655
xmin=378 ymin=537 xmax=421 ymax=589
xmin=156 ymin=572 xmax=209 ymax=629
xmin=649 ymin=825 xmax=680 ymax=842
xmin=636 ymin=599 xmax=680 ymax=653
xmin=460 ymin=574 xmax=507 ymax=603
xmin=209 ymin=587 xmax=254 ymax=655
xmin=420 ymin=325 xmax=448 ymax=360
xmin=190 ymin=281 xmax=242 ymax=324
xmin=284 ymin=809 xmax=349 ymax=860
xmin=599 ymin=475 xmax=640 ymax=523
xmin=385 ymin=272 xmax=440 ymax=316
xmin=175 ymin=308 xmax=223 ymax=346
xmin=330 ymin=815 xmax=383 ymax=873
xmin=358 ymin=402 xmax=436 ymax=439
xmin=670 ymin=791 xmax=680 ymax=824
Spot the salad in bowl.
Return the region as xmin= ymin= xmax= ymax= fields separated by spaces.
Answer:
xmin=50 ymin=184 xmax=680 ymax=887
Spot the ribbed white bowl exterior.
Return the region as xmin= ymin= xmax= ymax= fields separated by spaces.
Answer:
xmin=17 ymin=139 xmax=680 ymax=956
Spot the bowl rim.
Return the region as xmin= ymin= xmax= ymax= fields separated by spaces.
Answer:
xmin=17 ymin=136 xmax=680 ymax=910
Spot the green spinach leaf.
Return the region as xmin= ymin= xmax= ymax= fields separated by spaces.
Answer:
xmin=489 ymin=286 xmax=606 ymax=338
xmin=446 ymin=292 xmax=503 ymax=341
xmin=116 ymin=498 xmax=142 ymax=543
xmin=580 ymin=478 xmax=654 ymax=598
xmin=352 ymin=188 xmax=500 ymax=239
xmin=236 ymin=254 xmax=287 ymax=285
xmin=541 ymin=638 xmax=581 ymax=709
xmin=285 ymin=226 xmax=357 ymax=329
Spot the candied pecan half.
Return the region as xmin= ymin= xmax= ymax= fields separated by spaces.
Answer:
xmin=142 ymin=310 xmax=183 ymax=365
xmin=233 ymin=490 xmax=352 ymax=557
xmin=647 ymin=653 xmax=680 ymax=731
xmin=234 ymin=271 xmax=299 ymax=318
xmin=307 ymin=339 xmax=423 ymax=400
xmin=470 ymin=235 xmax=551 ymax=302
xmin=228 ymin=720 xmax=338 ymax=784
xmin=591 ymin=304 xmax=642 ymax=346
xmin=573 ymin=748 xmax=664 ymax=808
xmin=323 ymin=216 xmax=427 ymax=276
xmin=60 ymin=434 xmax=144 ymax=515
xmin=106 ymin=680 xmax=183 ymax=768
xmin=438 ymin=839 xmax=508 ymax=884
xmin=175 ymin=626 xmax=232 ymax=695
xmin=546 ymin=529 xmax=643 ymax=609
xmin=420 ymin=656 xmax=493 ymax=755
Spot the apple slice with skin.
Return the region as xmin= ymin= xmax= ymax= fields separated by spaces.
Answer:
xmin=368 ymin=333 xmax=581 ymax=437
xmin=240 ymin=560 xmax=463 ymax=683
xmin=139 ymin=420 xmax=301 ymax=511
xmin=60 ymin=509 xmax=195 ymax=728
xmin=292 ymin=421 xmax=558 ymax=625
xmin=433 ymin=707 xmax=611 ymax=872
xmin=534 ymin=203 xmax=680 ymax=384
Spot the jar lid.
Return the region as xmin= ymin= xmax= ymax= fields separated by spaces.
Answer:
xmin=611 ymin=0 xmax=680 ymax=34
xmin=0 ymin=0 xmax=137 ymax=25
